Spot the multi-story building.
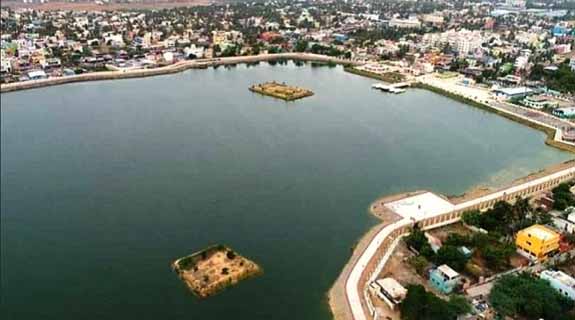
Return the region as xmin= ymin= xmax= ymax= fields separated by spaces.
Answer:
xmin=523 ymin=95 xmax=558 ymax=110
xmin=429 ymin=264 xmax=461 ymax=294
xmin=515 ymin=224 xmax=560 ymax=261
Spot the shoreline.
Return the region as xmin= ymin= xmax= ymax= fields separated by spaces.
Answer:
xmin=328 ymin=159 xmax=575 ymax=320
xmin=412 ymin=82 xmax=575 ymax=153
xmin=327 ymin=70 xmax=575 ymax=320
xmin=0 ymin=53 xmax=360 ymax=94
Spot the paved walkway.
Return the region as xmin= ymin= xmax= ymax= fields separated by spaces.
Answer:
xmin=417 ymin=74 xmax=575 ymax=147
xmin=344 ymin=164 xmax=575 ymax=320
xmin=0 ymin=53 xmax=364 ymax=93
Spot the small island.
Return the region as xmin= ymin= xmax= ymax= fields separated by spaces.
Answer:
xmin=172 ymin=244 xmax=262 ymax=298
xmin=249 ymin=81 xmax=314 ymax=101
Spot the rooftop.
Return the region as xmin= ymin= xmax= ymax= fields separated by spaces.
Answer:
xmin=384 ymin=192 xmax=455 ymax=220
xmin=376 ymin=278 xmax=407 ymax=300
xmin=437 ymin=264 xmax=460 ymax=279
xmin=493 ymin=87 xmax=534 ymax=96
xmin=541 ymin=270 xmax=575 ymax=288
xmin=519 ymin=224 xmax=559 ymax=240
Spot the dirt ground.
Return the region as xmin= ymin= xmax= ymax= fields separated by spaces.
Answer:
xmin=369 ymin=241 xmax=431 ymax=320
xmin=177 ymin=248 xmax=261 ymax=298
xmin=427 ymin=223 xmax=471 ymax=241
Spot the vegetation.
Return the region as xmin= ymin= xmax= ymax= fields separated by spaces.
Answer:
xmin=405 ymin=226 xmax=469 ymax=272
xmin=407 ymin=255 xmax=429 ymax=275
xmin=444 ymin=231 xmax=514 ymax=271
xmin=405 ymin=225 xmax=434 ymax=257
xmin=400 ymin=285 xmax=471 ymax=320
xmin=172 ymin=245 xmax=262 ymax=298
xmin=249 ymin=81 xmax=314 ymax=101
xmin=434 ymin=245 xmax=469 ymax=272
xmin=552 ymin=182 xmax=575 ymax=210
xmin=490 ymin=273 xmax=574 ymax=320
xmin=546 ymin=60 xmax=575 ymax=94
xmin=344 ymin=66 xmax=406 ymax=83
xmin=461 ymin=198 xmax=547 ymax=237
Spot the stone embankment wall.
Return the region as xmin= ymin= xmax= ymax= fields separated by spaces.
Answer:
xmin=349 ymin=164 xmax=575 ymax=320
xmin=0 ymin=53 xmax=361 ymax=93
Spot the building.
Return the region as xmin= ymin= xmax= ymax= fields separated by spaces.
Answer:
xmin=552 ymin=207 xmax=575 ymax=233
xmin=370 ymin=278 xmax=407 ymax=310
xmin=492 ymin=87 xmax=534 ymax=100
xmin=184 ymin=45 xmax=204 ymax=59
xmin=429 ymin=264 xmax=461 ymax=294
xmin=523 ymin=95 xmax=559 ymax=110
xmin=553 ymin=107 xmax=575 ymax=119
xmin=27 ymin=69 xmax=47 ymax=80
xmin=515 ymin=224 xmax=560 ymax=261
xmin=389 ymin=17 xmax=421 ymax=29
xmin=562 ymin=128 xmax=575 ymax=143
xmin=540 ymin=270 xmax=575 ymax=301
xmin=422 ymin=14 xmax=444 ymax=27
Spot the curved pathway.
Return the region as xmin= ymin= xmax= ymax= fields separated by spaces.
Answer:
xmin=343 ymin=163 xmax=575 ymax=320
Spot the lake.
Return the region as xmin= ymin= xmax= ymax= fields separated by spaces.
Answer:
xmin=1 ymin=62 xmax=571 ymax=320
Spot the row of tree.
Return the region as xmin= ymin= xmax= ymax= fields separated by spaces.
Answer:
xmin=490 ymin=273 xmax=574 ymax=320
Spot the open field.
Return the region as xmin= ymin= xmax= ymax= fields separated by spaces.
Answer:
xmin=172 ymin=245 xmax=262 ymax=298
xmin=249 ymin=81 xmax=314 ymax=101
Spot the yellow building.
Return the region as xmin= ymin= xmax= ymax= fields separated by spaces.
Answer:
xmin=516 ymin=224 xmax=560 ymax=261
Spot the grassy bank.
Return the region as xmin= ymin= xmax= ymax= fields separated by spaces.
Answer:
xmin=413 ymin=82 xmax=575 ymax=154
xmin=344 ymin=66 xmax=405 ymax=83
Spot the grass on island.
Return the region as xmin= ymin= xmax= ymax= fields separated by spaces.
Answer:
xmin=172 ymin=244 xmax=262 ymax=298
xmin=249 ymin=81 xmax=314 ymax=101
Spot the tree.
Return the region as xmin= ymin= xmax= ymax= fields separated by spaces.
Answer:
xmin=447 ymin=295 xmax=472 ymax=315
xmin=482 ymin=242 xmax=514 ymax=271
xmin=434 ymin=245 xmax=469 ymax=272
xmin=405 ymin=226 xmax=435 ymax=259
xmin=408 ymin=256 xmax=429 ymax=275
xmin=462 ymin=210 xmax=481 ymax=226
xmin=490 ymin=273 xmax=574 ymax=320
xmin=529 ymin=64 xmax=545 ymax=81
xmin=552 ymin=182 xmax=575 ymax=210
xmin=400 ymin=285 xmax=471 ymax=320
xmin=294 ymin=40 xmax=308 ymax=52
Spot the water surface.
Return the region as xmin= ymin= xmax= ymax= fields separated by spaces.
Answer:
xmin=1 ymin=63 xmax=571 ymax=320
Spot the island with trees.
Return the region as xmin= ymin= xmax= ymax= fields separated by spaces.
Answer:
xmin=172 ymin=245 xmax=262 ymax=298
xmin=249 ymin=81 xmax=314 ymax=101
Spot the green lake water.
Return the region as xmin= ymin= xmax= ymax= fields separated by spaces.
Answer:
xmin=1 ymin=62 xmax=572 ymax=319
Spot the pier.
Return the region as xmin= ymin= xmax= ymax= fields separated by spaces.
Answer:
xmin=371 ymin=82 xmax=410 ymax=94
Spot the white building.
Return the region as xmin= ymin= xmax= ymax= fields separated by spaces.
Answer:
xmin=514 ymin=50 xmax=531 ymax=70
xmin=184 ymin=45 xmax=205 ymax=59
xmin=0 ymin=56 xmax=12 ymax=74
xmin=370 ymin=278 xmax=407 ymax=310
xmin=540 ymin=270 xmax=575 ymax=301
xmin=552 ymin=207 xmax=575 ymax=233
xmin=389 ymin=17 xmax=421 ymax=29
